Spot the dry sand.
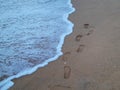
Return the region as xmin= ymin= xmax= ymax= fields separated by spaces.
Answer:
xmin=10 ymin=0 xmax=120 ymax=90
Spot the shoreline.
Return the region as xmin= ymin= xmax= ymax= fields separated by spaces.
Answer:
xmin=11 ymin=0 xmax=120 ymax=90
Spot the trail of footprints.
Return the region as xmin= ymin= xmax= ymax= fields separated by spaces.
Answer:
xmin=49 ymin=24 xmax=95 ymax=90
xmin=75 ymin=24 xmax=95 ymax=53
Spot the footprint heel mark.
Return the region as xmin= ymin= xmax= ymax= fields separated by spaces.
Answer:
xmin=75 ymin=34 xmax=83 ymax=41
xmin=64 ymin=66 xmax=71 ymax=79
xmin=76 ymin=44 xmax=85 ymax=53
xmin=86 ymin=29 xmax=94 ymax=36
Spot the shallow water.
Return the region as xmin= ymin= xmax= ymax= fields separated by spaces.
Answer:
xmin=0 ymin=0 xmax=75 ymax=89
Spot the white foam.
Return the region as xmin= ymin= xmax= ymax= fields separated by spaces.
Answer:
xmin=0 ymin=0 xmax=75 ymax=89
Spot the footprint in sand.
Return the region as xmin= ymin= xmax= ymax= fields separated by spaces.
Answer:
xmin=49 ymin=85 xmax=72 ymax=90
xmin=83 ymin=24 xmax=95 ymax=36
xmin=76 ymin=44 xmax=85 ymax=53
xmin=75 ymin=34 xmax=83 ymax=41
xmin=64 ymin=66 xmax=71 ymax=79
xmin=82 ymin=24 xmax=95 ymax=36
xmin=62 ymin=52 xmax=71 ymax=64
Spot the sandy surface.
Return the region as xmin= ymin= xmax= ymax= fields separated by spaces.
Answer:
xmin=10 ymin=0 xmax=120 ymax=90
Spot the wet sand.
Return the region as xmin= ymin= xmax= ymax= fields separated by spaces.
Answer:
xmin=10 ymin=0 xmax=120 ymax=90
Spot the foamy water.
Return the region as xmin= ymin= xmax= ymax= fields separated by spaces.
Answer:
xmin=0 ymin=0 xmax=75 ymax=89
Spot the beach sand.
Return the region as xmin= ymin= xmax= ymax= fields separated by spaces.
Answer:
xmin=10 ymin=0 xmax=120 ymax=90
